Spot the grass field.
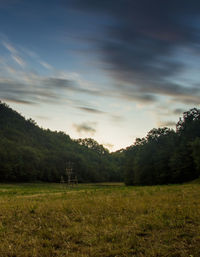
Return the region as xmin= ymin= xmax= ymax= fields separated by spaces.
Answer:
xmin=0 ymin=182 xmax=200 ymax=257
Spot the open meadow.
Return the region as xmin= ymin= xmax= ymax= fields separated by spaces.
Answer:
xmin=0 ymin=182 xmax=200 ymax=257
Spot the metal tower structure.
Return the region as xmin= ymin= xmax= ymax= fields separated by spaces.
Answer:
xmin=65 ymin=161 xmax=78 ymax=186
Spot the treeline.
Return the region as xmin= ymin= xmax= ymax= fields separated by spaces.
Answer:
xmin=0 ymin=102 xmax=122 ymax=182
xmin=123 ymin=108 xmax=200 ymax=185
xmin=1 ymin=101 xmax=200 ymax=185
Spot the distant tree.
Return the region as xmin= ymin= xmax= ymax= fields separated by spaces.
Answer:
xmin=176 ymin=108 xmax=200 ymax=139
xmin=191 ymin=138 xmax=200 ymax=177
xmin=76 ymin=138 xmax=109 ymax=155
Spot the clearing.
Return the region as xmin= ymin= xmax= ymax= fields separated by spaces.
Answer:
xmin=0 ymin=182 xmax=199 ymax=257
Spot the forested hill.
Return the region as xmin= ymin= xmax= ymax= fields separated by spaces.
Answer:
xmin=123 ymin=108 xmax=200 ymax=185
xmin=0 ymin=102 xmax=122 ymax=182
xmin=1 ymin=101 xmax=200 ymax=185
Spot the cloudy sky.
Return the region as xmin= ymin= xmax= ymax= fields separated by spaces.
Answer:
xmin=1 ymin=0 xmax=200 ymax=151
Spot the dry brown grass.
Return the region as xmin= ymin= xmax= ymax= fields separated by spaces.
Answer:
xmin=0 ymin=183 xmax=199 ymax=256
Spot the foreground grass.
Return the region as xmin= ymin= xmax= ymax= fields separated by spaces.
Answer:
xmin=0 ymin=183 xmax=200 ymax=256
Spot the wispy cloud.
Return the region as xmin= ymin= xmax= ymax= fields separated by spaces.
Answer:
xmin=39 ymin=61 xmax=53 ymax=70
xmin=11 ymin=55 xmax=25 ymax=67
xmin=77 ymin=106 xmax=105 ymax=114
xmin=73 ymin=121 xmax=97 ymax=135
xmin=3 ymin=41 xmax=17 ymax=54
xmin=111 ymin=114 xmax=124 ymax=123
xmin=1 ymin=97 xmax=34 ymax=105
xmin=1 ymin=35 xmax=198 ymax=132
xmin=3 ymin=41 xmax=26 ymax=67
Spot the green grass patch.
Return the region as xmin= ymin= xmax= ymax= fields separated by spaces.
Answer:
xmin=0 ymin=183 xmax=199 ymax=256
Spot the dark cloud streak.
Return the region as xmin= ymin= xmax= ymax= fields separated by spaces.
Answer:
xmin=78 ymin=106 xmax=105 ymax=114
xmin=0 ymin=74 xmax=159 ymax=106
xmin=73 ymin=121 xmax=97 ymax=135
xmin=70 ymin=0 xmax=200 ymax=102
xmin=1 ymin=97 xmax=34 ymax=105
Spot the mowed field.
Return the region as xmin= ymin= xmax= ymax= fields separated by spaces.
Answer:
xmin=0 ymin=183 xmax=200 ymax=257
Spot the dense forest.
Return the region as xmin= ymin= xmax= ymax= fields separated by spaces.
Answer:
xmin=0 ymin=102 xmax=122 ymax=182
xmin=0 ymin=101 xmax=200 ymax=185
xmin=124 ymin=108 xmax=200 ymax=185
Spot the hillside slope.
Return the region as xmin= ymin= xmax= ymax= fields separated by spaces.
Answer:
xmin=0 ymin=102 xmax=121 ymax=182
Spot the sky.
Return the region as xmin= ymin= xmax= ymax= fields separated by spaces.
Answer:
xmin=1 ymin=0 xmax=200 ymax=151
